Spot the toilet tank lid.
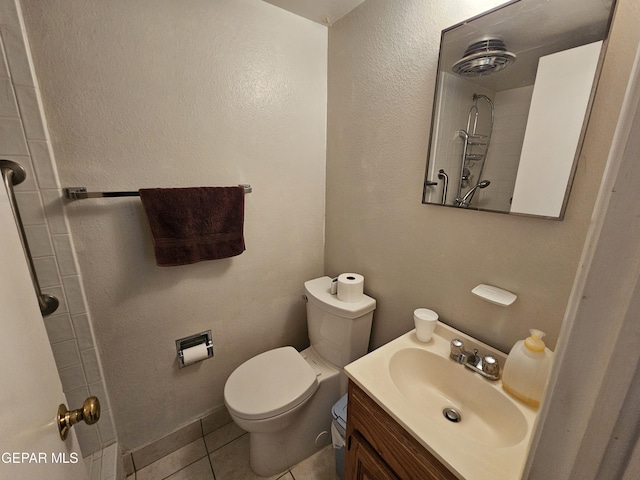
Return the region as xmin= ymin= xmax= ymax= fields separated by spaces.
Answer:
xmin=305 ymin=276 xmax=376 ymax=319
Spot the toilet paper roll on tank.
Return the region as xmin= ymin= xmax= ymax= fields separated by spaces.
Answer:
xmin=336 ymin=273 xmax=365 ymax=303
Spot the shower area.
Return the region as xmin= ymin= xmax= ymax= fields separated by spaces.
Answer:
xmin=427 ymin=83 xmax=497 ymax=209
xmin=425 ymin=36 xmax=533 ymax=212
xmin=454 ymin=93 xmax=493 ymax=208
xmin=426 ymin=72 xmax=535 ymax=212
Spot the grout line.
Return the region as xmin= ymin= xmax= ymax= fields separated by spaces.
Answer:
xmin=204 ymin=429 xmax=247 ymax=455
xmin=207 ymin=450 xmax=217 ymax=480
xmin=159 ymin=452 xmax=210 ymax=480
xmin=131 ymin=453 xmax=138 ymax=475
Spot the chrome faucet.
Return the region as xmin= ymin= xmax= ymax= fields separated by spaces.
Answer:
xmin=450 ymin=339 xmax=500 ymax=381
xmin=454 ymin=180 xmax=491 ymax=207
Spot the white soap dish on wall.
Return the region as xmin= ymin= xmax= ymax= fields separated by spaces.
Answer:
xmin=472 ymin=284 xmax=517 ymax=307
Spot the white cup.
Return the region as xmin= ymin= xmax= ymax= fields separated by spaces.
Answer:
xmin=414 ymin=308 xmax=438 ymax=342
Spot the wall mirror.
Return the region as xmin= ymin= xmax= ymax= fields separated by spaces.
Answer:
xmin=422 ymin=0 xmax=617 ymax=219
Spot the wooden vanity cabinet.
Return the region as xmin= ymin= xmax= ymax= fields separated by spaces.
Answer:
xmin=345 ymin=381 xmax=459 ymax=480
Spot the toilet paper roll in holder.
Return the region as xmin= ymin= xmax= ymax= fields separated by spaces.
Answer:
xmin=176 ymin=330 xmax=214 ymax=368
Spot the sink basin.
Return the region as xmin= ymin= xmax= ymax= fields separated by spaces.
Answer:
xmin=388 ymin=348 xmax=528 ymax=447
xmin=344 ymin=323 xmax=538 ymax=480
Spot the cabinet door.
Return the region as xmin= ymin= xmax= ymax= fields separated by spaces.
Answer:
xmin=346 ymin=381 xmax=459 ymax=480
xmin=347 ymin=432 xmax=399 ymax=480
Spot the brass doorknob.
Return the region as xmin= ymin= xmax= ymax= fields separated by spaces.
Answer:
xmin=57 ymin=396 xmax=100 ymax=440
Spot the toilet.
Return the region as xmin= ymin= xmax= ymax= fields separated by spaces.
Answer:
xmin=224 ymin=276 xmax=376 ymax=476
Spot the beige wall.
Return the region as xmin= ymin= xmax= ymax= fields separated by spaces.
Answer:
xmin=21 ymin=0 xmax=327 ymax=450
xmin=326 ymin=0 xmax=635 ymax=354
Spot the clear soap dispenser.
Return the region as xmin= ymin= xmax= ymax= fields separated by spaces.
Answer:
xmin=501 ymin=329 xmax=554 ymax=408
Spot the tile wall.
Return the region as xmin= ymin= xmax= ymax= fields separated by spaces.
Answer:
xmin=0 ymin=0 xmax=115 ymax=458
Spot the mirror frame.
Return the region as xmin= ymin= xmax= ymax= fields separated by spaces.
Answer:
xmin=422 ymin=0 xmax=617 ymax=220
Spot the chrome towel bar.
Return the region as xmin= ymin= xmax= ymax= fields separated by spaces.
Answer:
xmin=63 ymin=184 xmax=252 ymax=200
xmin=0 ymin=160 xmax=59 ymax=316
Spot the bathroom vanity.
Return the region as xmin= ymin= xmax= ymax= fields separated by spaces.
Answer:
xmin=343 ymin=323 xmax=538 ymax=480
xmin=345 ymin=380 xmax=457 ymax=479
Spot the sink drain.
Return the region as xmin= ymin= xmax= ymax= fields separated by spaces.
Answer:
xmin=443 ymin=407 xmax=462 ymax=423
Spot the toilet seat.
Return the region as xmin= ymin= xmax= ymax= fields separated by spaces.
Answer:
xmin=224 ymin=346 xmax=318 ymax=421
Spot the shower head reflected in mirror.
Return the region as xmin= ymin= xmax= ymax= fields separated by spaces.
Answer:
xmin=452 ymin=37 xmax=516 ymax=77
xmin=455 ymin=180 xmax=491 ymax=208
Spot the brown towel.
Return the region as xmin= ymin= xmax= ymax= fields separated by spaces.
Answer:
xmin=139 ymin=187 xmax=245 ymax=266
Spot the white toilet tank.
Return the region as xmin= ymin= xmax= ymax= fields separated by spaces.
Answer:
xmin=304 ymin=276 xmax=376 ymax=368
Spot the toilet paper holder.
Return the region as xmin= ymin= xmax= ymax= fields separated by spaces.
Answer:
xmin=176 ymin=330 xmax=214 ymax=368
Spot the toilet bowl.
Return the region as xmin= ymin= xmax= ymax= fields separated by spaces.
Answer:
xmin=223 ymin=276 xmax=376 ymax=476
xmin=225 ymin=346 xmax=341 ymax=475
xmin=224 ymin=346 xmax=319 ymax=434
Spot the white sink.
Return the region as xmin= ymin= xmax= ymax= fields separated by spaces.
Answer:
xmin=388 ymin=348 xmax=528 ymax=448
xmin=345 ymin=323 xmax=538 ymax=480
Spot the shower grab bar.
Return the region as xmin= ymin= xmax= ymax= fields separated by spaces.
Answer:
xmin=0 ymin=160 xmax=59 ymax=316
xmin=438 ymin=169 xmax=449 ymax=205
xmin=63 ymin=184 xmax=252 ymax=200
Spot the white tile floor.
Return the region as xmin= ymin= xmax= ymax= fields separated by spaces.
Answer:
xmin=126 ymin=422 xmax=341 ymax=480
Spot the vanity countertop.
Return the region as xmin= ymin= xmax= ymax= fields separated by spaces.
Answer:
xmin=344 ymin=323 xmax=538 ymax=480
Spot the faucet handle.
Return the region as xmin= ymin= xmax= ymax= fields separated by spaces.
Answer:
xmin=450 ymin=339 xmax=464 ymax=361
xmin=482 ymin=355 xmax=500 ymax=378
